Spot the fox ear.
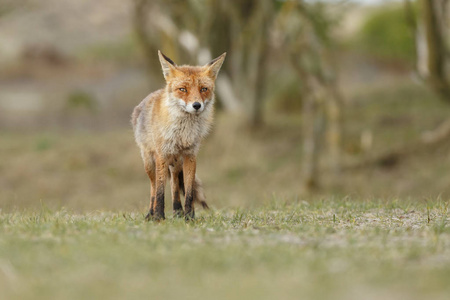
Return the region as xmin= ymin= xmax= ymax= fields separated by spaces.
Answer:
xmin=205 ymin=52 xmax=226 ymax=79
xmin=158 ymin=50 xmax=177 ymax=79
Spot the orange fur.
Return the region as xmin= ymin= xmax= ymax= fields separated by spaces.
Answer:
xmin=132 ymin=51 xmax=226 ymax=220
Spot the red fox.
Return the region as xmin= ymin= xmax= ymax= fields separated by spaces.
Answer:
xmin=131 ymin=51 xmax=226 ymax=220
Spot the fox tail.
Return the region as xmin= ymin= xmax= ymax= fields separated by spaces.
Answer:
xmin=178 ymin=171 xmax=209 ymax=209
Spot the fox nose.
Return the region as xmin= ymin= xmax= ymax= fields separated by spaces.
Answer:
xmin=192 ymin=102 xmax=201 ymax=110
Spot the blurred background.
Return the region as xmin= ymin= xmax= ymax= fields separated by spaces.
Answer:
xmin=1 ymin=0 xmax=449 ymax=212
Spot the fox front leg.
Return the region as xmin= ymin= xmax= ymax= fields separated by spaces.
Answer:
xmin=183 ymin=155 xmax=197 ymax=220
xmin=153 ymin=156 xmax=167 ymax=221
xmin=169 ymin=163 xmax=184 ymax=218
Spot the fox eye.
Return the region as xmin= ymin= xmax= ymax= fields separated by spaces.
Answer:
xmin=200 ymin=87 xmax=208 ymax=92
xmin=179 ymin=88 xmax=187 ymax=92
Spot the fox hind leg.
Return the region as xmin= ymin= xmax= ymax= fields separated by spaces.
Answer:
xmin=144 ymin=155 xmax=156 ymax=221
xmin=169 ymin=161 xmax=184 ymax=218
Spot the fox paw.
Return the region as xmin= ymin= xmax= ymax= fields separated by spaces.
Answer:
xmin=152 ymin=212 xmax=165 ymax=221
xmin=173 ymin=209 xmax=184 ymax=218
xmin=184 ymin=211 xmax=195 ymax=221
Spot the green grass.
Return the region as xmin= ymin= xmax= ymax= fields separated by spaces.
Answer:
xmin=1 ymin=199 xmax=449 ymax=300
xmin=1 ymin=63 xmax=450 ymax=299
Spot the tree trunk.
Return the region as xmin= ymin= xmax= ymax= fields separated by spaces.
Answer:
xmin=417 ymin=0 xmax=450 ymax=101
xmin=220 ymin=0 xmax=272 ymax=127
xmin=132 ymin=0 xmax=160 ymax=74
xmin=301 ymin=78 xmax=325 ymax=191
xmin=248 ymin=1 xmax=272 ymax=128
xmin=325 ymin=83 xmax=343 ymax=173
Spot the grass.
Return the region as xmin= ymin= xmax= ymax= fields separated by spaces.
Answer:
xmin=1 ymin=199 xmax=449 ymax=300
xmin=2 ymin=57 xmax=450 ymax=299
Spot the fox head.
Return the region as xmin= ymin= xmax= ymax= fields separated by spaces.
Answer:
xmin=158 ymin=50 xmax=226 ymax=115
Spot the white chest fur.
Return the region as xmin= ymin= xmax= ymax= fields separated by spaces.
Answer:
xmin=160 ymin=112 xmax=211 ymax=156
xmin=161 ymin=116 xmax=198 ymax=153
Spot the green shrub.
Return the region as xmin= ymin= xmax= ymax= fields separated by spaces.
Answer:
xmin=78 ymin=38 xmax=137 ymax=63
xmin=66 ymin=90 xmax=97 ymax=112
xmin=267 ymin=75 xmax=304 ymax=114
xmin=357 ymin=4 xmax=415 ymax=61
